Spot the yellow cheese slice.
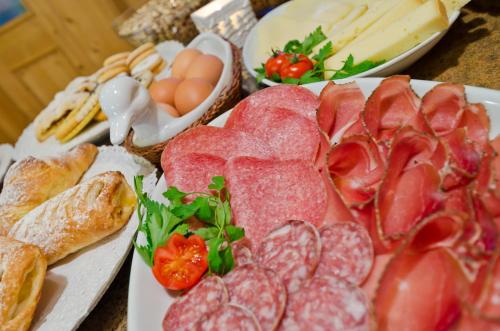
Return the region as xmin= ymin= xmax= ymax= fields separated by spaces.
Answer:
xmin=327 ymin=0 xmax=401 ymax=53
xmin=328 ymin=4 xmax=368 ymax=33
xmin=283 ymin=0 xmax=353 ymax=25
xmin=440 ymin=0 xmax=471 ymax=15
xmin=326 ymin=0 xmax=449 ymax=71
xmin=354 ymin=0 xmax=424 ymax=43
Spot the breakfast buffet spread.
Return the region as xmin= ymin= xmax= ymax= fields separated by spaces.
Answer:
xmin=0 ymin=0 xmax=499 ymax=330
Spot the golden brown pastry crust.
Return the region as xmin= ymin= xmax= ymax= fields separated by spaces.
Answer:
xmin=0 ymin=236 xmax=47 ymax=331
xmin=0 ymin=144 xmax=98 ymax=235
xmin=8 ymin=171 xmax=137 ymax=265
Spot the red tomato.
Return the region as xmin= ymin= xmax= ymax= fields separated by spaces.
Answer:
xmin=264 ymin=53 xmax=288 ymax=77
xmin=279 ymin=54 xmax=314 ymax=79
xmin=152 ymin=233 xmax=208 ymax=290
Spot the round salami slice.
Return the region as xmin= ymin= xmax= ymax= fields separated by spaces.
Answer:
xmin=256 ymin=220 xmax=321 ymax=293
xmin=223 ymin=264 xmax=286 ymax=331
xmin=193 ymin=303 xmax=262 ymax=331
xmin=279 ymin=276 xmax=370 ymax=331
xmin=163 ymin=276 xmax=228 ymax=331
xmin=315 ymin=222 xmax=374 ymax=285
xmin=231 ymin=240 xmax=253 ymax=267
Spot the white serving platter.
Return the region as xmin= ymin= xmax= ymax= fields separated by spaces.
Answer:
xmin=243 ymin=1 xmax=460 ymax=87
xmin=29 ymin=146 xmax=157 ymax=331
xmin=127 ymin=78 xmax=500 ymax=331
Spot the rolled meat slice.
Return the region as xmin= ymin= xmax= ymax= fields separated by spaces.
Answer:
xmin=315 ymin=222 xmax=374 ymax=285
xmin=223 ymin=264 xmax=286 ymax=331
xmin=163 ymin=276 xmax=228 ymax=331
xmin=279 ymin=275 xmax=370 ymax=331
xmin=256 ymin=220 xmax=322 ymax=293
xmin=193 ymin=303 xmax=262 ymax=331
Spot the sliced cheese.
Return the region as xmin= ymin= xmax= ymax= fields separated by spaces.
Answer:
xmin=326 ymin=0 xmax=449 ymax=70
xmin=440 ymin=0 xmax=471 ymax=15
xmin=283 ymin=0 xmax=353 ymax=25
xmin=355 ymin=0 xmax=424 ymax=42
xmin=327 ymin=0 xmax=401 ymax=53
xmin=328 ymin=4 xmax=368 ymax=33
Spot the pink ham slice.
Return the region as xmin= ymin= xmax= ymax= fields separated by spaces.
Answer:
xmin=256 ymin=220 xmax=322 ymax=293
xmin=193 ymin=303 xmax=262 ymax=331
xmin=225 ymin=106 xmax=320 ymax=162
xmin=163 ymin=153 xmax=225 ymax=195
xmin=326 ymin=135 xmax=385 ymax=207
xmin=161 ymin=126 xmax=274 ymax=167
xmin=223 ymin=264 xmax=286 ymax=331
xmin=476 ymin=139 xmax=500 ymax=217
xmin=317 ymin=81 xmax=366 ymax=143
xmin=163 ymin=276 xmax=228 ymax=331
xmin=363 ymin=75 xmax=428 ymax=145
xmin=315 ymin=222 xmax=374 ymax=285
xmin=460 ymin=103 xmax=490 ymax=148
xmin=421 ymin=82 xmax=466 ymax=136
xmin=224 ymin=157 xmax=327 ymax=246
xmin=226 ymin=85 xmax=319 ymax=123
xmin=279 ymin=275 xmax=370 ymax=331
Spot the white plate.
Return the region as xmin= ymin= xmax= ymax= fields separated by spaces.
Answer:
xmin=30 ymin=146 xmax=157 ymax=331
xmin=243 ymin=1 xmax=460 ymax=87
xmin=0 ymin=144 xmax=13 ymax=183
xmin=127 ymin=78 xmax=500 ymax=330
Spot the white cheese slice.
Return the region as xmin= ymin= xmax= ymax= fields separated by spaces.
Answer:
xmin=441 ymin=0 xmax=471 ymax=15
xmin=327 ymin=0 xmax=401 ymax=53
xmin=354 ymin=0 xmax=424 ymax=43
xmin=283 ymin=0 xmax=353 ymax=25
xmin=325 ymin=0 xmax=449 ymax=71
xmin=328 ymin=4 xmax=368 ymax=33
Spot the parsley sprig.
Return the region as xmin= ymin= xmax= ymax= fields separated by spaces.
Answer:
xmin=133 ymin=175 xmax=244 ymax=275
xmin=330 ymin=54 xmax=386 ymax=80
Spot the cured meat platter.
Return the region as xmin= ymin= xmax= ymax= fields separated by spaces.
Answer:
xmin=128 ymin=77 xmax=500 ymax=330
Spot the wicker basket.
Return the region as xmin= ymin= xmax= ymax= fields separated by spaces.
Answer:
xmin=123 ymin=43 xmax=242 ymax=166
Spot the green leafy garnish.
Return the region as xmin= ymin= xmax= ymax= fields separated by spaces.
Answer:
xmin=330 ymin=54 xmax=385 ymax=79
xmin=283 ymin=26 xmax=327 ymax=56
xmin=133 ymin=175 xmax=244 ymax=275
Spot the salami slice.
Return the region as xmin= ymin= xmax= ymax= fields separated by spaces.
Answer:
xmin=225 ymin=106 xmax=320 ymax=162
xmin=315 ymin=222 xmax=374 ymax=285
xmin=231 ymin=240 xmax=253 ymax=267
xmin=163 ymin=276 xmax=228 ymax=331
xmin=223 ymin=264 xmax=286 ymax=331
xmin=226 ymin=85 xmax=319 ymax=123
xmin=164 ymin=153 xmax=225 ymax=196
xmin=256 ymin=220 xmax=321 ymax=293
xmin=279 ymin=276 xmax=370 ymax=331
xmin=193 ymin=303 xmax=262 ymax=331
xmin=224 ymin=157 xmax=327 ymax=246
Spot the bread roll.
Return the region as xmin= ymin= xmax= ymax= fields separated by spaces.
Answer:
xmin=0 ymin=143 xmax=98 ymax=235
xmin=0 ymin=236 xmax=47 ymax=331
xmin=9 ymin=171 xmax=137 ymax=265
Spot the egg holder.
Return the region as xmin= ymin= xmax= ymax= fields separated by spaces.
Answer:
xmin=123 ymin=33 xmax=242 ymax=166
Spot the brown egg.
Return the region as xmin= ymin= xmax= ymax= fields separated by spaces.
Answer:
xmin=174 ymin=78 xmax=214 ymax=115
xmin=149 ymin=78 xmax=182 ymax=105
xmin=171 ymin=48 xmax=202 ymax=79
xmin=185 ymin=54 xmax=224 ymax=86
xmin=158 ymin=103 xmax=180 ymax=117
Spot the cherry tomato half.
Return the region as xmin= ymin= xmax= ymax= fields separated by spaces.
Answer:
xmin=152 ymin=233 xmax=208 ymax=290
xmin=279 ymin=54 xmax=314 ymax=79
xmin=264 ymin=53 xmax=288 ymax=77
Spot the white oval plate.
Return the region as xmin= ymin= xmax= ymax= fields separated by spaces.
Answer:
xmin=29 ymin=146 xmax=157 ymax=331
xmin=127 ymin=78 xmax=500 ymax=330
xmin=243 ymin=1 xmax=460 ymax=87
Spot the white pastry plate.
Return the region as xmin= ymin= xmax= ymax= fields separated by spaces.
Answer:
xmin=0 ymin=144 xmax=13 ymax=183
xmin=127 ymin=78 xmax=500 ymax=330
xmin=243 ymin=1 xmax=460 ymax=87
xmin=31 ymin=146 xmax=157 ymax=331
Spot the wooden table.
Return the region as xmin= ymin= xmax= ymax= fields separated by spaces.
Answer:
xmin=78 ymin=2 xmax=499 ymax=330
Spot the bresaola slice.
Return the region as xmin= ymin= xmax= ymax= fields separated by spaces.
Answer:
xmin=223 ymin=264 xmax=286 ymax=331
xmin=279 ymin=276 xmax=370 ymax=331
xmin=317 ymin=81 xmax=366 ymax=143
xmin=315 ymin=222 xmax=374 ymax=285
xmin=256 ymin=220 xmax=322 ymax=293
xmin=193 ymin=303 xmax=262 ymax=331
xmin=224 ymin=157 xmax=327 ymax=246
xmin=163 ymin=276 xmax=228 ymax=331
xmin=225 ymin=106 xmax=320 ymax=162
xmin=227 ymin=84 xmax=319 ymax=122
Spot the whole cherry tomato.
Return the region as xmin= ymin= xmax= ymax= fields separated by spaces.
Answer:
xmin=279 ymin=54 xmax=314 ymax=79
xmin=152 ymin=233 xmax=208 ymax=290
xmin=264 ymin=52 xmax=289 ymax=77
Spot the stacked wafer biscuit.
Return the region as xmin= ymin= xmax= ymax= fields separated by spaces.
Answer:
xmin=34 ymin=43 xmax=167 ymax=143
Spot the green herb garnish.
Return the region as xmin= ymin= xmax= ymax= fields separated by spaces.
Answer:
xmin=330 ymin=54 xmax=385 ymax=80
